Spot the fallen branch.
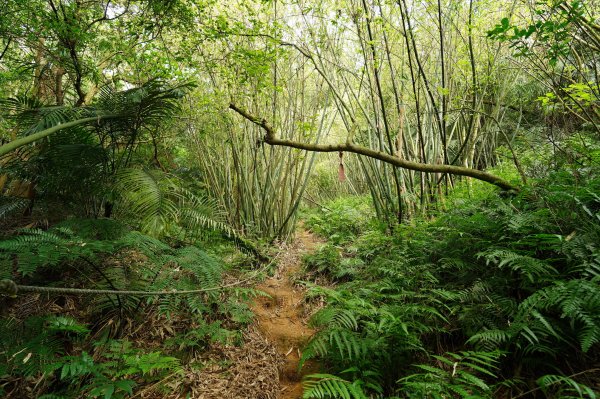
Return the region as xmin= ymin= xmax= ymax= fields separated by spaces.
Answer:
xmin=229 ymin=103 xmax=519 ymax=191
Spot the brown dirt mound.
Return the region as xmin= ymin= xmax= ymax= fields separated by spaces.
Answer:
xmin=252 ymin=228 xmax=322 ymax=399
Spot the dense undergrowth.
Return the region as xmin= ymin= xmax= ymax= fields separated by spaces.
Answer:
xmin=299 ymin=165 xmax=600 ymax=398
xmin=0 ymin=218 xmax=258 ymax=398
xmin=0 ymin=81 xmax=272 ymax=398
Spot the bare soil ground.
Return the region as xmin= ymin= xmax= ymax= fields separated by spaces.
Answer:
xmin=251 ymin=228 xmax=322 ymax=399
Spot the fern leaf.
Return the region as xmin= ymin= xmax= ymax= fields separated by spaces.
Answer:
xmin=537 ymin=374 xmax=597 ymax=399
xmin=302 ymin=374 xmax=367 ymax=399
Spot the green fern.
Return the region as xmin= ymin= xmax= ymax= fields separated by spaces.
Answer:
xmin=537 ymin=374 xmax=597 ymax=399
xmin=57 ymin=218 xmax=128 ymax=241
xmin=519 ymin=278 xmax=600 ymax=352
xmin=297 ymin=172 xmax=600 ymax=396
xmin=0 ymin=221 xmax=175 ymax=278
xmin=399 ymin=351 xmax=501 ymax=398
xmin=0 ymin=315 xmax=86 ymax=379
xmin=303 ymin=243 xmax=342 ymax=277
xmin=112 ymin=168 xmax=231 ymax=238
xmin=477 ymin=248 xmax=558 ymax=283
xmin=0 ymin=96 xmax=92 ymax=136
xmin=0 ymin=219 xmax=227 ymax=326
xmin=467 ymin=329 xmax=512 ymax=350
xmin=87 ymin=378 xmax=136 ymax=399
xmin=164 ymin=319 xmax=239 ymax=352
xmin=46 ymin=316 xmax=90 ymax=335
xmin=0 ymin=197 xmax=29 ymax=220
xmin=301 ymin=328 xmax=367 ymax=367
xmin=118 ymin=351 xmax=181 ymax=378
xmin=151 ymin=245 xmax=225 ymax=317
xmin=302 ymin=373 xmax=368 ymax=399
xmin=0 ymin=81 xmax=196 ymax=221
xmin=309 ymin=307 xmax=359 ymax=331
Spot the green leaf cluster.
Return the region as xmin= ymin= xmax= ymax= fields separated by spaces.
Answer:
xmin=300 ymin=166 xmax=600 ymax=398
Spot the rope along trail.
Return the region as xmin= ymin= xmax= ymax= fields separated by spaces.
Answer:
xmin=0 ymin=254 xmax=281 ymax=297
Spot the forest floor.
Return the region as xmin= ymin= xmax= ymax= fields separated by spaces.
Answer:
xmin=0 ymin=226 xmax=324 ymax=399
xmin=251 ymin=227 xmax=322 ymax=399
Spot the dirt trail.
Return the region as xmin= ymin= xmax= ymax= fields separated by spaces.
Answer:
xmin=252 ymin=228 xmax=321 ymax=399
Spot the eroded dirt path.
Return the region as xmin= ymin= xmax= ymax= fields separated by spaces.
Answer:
xmin=252 ymin=228 xmax=321 ymax=399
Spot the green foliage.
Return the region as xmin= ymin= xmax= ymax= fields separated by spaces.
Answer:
xmin=0 ymin=81 xmax=196 ymax=219
xmin=0 ymin=197 xmax=29 ymax=221
xmin=304 ymin=196 xmax=374 ymax=245
xmin=97 ymin=81 xmax=194 ymax=130
xmin=476 ymin=248 xmax=558 ymax=284
xmin=303 ymin=244 xmax=342 ymax=278
xmin=0 ymin=218 xmax=228 ymax=302
xmin=537 ymin=374 xmax=597 ymax=399
xmin=302 ymin=305 xmax=365 ymax=368
xmin=2 ymin=1 xmax=599 ymax=398
xmin=153 ymin=245 xmax=226 ymax=317
xmin=0 ymin=226 xmax=115 ymax=277
xmin=303 ymin=373 xmax=368 ymax=399
xmin=487 ymin=0 xmax=599 ymax=136
xmin=0 ymin=218 xmax=248 ymax=397
xmin=112 ymin=168 xmax=230 ymax=238
xmin=298 ymin=162 xmax=600 ymax=397
xmin=0 ymin=315 xmax=88 ymax=384
xmin=165 ymin=319 xmax=241 ymax=352
xmin=47 ymin=316 xmax=91 ymax=335
xmin=487 ymin=1 xmax=586 ymax=65
xmin=0 ymin=219 xmax=169 ymax=278
xmin=399 ymin=351 xmax=501 ymax=398
xmin=519 ymin=278 xmax=600 ymax=352
xmin=41 ymin=339 xmax=182 ymax=399
xmin=98 ymin=340 xmax=182 ymax=379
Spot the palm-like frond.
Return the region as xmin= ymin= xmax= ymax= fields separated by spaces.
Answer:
xmin=0 ymin=96 xmax=91 ymax=134
xmin=112 ymin=168 xmax=230 ymax=237
xmin=113 ymin=168 xmax=178 ymax=235
xmin=0 ymin=81 xmax=195 ymax=157
xmin=93 ymin=81 xmax=195 ymax=152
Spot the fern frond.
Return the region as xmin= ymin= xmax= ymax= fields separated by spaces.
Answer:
xmin=302 ymin=328 xmax=367 ymax=366
xmin=176 ymin=246 xmax=223 ymax=286
xmin=302 ymin=373 xmax=368 ymax=399
xmin=0 ymin=197 xmax=29 ymax=219
xmin=477 ymin=249 xmax=558 ymax=282
xmin=399 ymin=351 xmax=500 ymax=398
xmin=537 ymin=374 xmax=597 ymax=399
xmin=113 ymin=168 xmax=231 ymax=238
xmin=520 ymin=279 xmax=600 ymax=352
xmin=0 ymin=227 xmax=79 ymax=275
xmin=0 ymin=96 xmax=92 ymax=135
xmin=113 ymin=168 xmax=178 ymax=235
xmin=310 ymin=307 xmax=358 ymax=330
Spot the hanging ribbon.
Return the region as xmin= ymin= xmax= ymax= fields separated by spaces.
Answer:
xmin=338 ymin=151 xmax=346 ymax=182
